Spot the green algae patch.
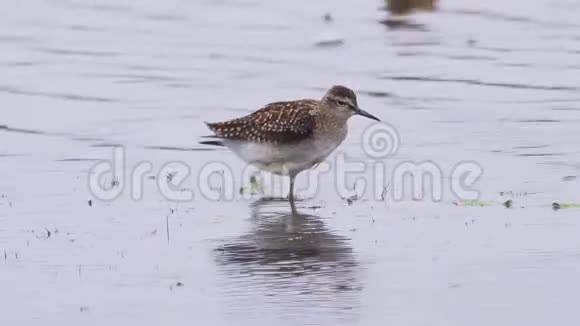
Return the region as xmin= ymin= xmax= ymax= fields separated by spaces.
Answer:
xmin=453 ymin=200 xmax=498 ymax=207
xmin=552 ymin=202 xmax=580 ymax=210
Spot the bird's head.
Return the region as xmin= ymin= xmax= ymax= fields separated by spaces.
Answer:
xmin=322 ymin=85 xmax=380 ymax=122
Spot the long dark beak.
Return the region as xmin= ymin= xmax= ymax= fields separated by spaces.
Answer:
xmin=355 ymin=107 xmax=381 ymax=122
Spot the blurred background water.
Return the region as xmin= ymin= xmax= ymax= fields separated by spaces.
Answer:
xmin=1 ymin=0 xmax=580 ymax=325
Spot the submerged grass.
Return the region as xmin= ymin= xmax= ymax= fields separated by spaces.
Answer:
xmin=552 ymin=202 xmax=580 ymax=210
xmin=454 ymin=199 xmax=580 ymax=210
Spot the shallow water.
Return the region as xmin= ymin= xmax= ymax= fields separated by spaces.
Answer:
xmin=1 ymin=0 xmax=580 ymax=325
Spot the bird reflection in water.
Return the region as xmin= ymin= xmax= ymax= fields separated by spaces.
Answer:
xmin=380 ymin=0 xmax=437 ymax=31
xmin=214 ymin=198 xmax=362 ymax=323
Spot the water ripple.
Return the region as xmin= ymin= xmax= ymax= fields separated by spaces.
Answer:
xmin=380 ymin=76 xmax=580 ymax=92
xmin=0 ymin=86 xmax=122 ymax=103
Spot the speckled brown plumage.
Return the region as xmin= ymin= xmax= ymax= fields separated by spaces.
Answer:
xmin=327 ymin=85 xmax=356 ymax=101
xmin=206 ymin=99 xmax=319 ymax=144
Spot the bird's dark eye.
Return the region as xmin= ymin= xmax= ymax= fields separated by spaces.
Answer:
xmin=336 ymin=99 xmax=348 ymax=106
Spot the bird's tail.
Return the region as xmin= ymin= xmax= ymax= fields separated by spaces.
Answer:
xmin=199 ymin=135 xmax=224 ymax=147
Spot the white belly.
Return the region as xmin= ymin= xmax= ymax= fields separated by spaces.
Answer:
xmin=224 ymin=138 xmax=342 ymax=176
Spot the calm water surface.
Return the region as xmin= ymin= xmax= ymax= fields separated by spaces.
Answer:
xmin=1 ymin=0 xmax=580 ymax=325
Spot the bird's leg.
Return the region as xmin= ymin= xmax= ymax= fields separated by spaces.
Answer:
xmin=289 ymin=197 xmax=298 ymax=215
xmin=288 ymin=173 xmax=296 ymax=202
xmin=288 ymin=173 xmax=300 ymax=215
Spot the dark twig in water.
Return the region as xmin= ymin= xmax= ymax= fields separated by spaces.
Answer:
xmin=503 ymin=200 xmax=513 ymax=208
xmin=169 ymin=281 xmax=184 ymax=291
xmin=323 ymin=13 xmax=333 ymax=22
xmin=380 ymin=186 xmax=388 ymax=201
xmin=345 ymin=194 xmax=359 ymax=206
xmin=166 ymin=214 xmax=170 ymax=243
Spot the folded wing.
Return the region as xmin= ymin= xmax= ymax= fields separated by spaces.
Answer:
xmin=206 ymin=100 xmax=318 ymax=144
